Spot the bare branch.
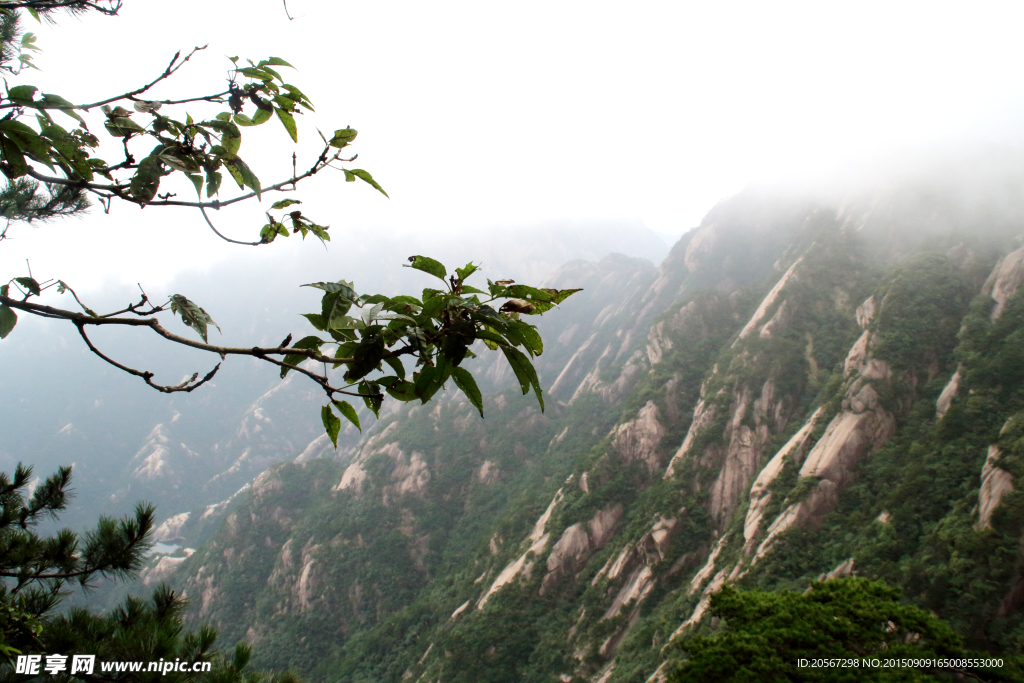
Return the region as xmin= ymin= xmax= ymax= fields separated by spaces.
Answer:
xmin=75 ymin=322 xmax=221 ymax=394
xmin=0 ymin=294 xmax=395 ymax=402
xmin=1 ymin=293 xmax=348 ymax=360
xmin=75 ymin=46 xmax=208 ymax=112
xmin=200 ymin=207 xmax=261 ymax=246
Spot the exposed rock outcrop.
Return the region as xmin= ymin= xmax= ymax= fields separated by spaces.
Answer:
xmin=709 ymin=383 xmax=777 ymax=527
xmin=664 ymin=398 xmax=716 ymax=478
xmin=153 ymin=511 xmax=191 ymax=543
xmin=752 ymin=329 xmax=897 ymax=562
xmin=743 ymin=407 xmax=824 ymax=552
xmin=936 ymin=368 xmax=961 ymax=418
xmin=976 ymin=445 xmax=1014 ymax=531
xmin=818 ymin=557 xmax=855 ymax=582
xmin=734 ymin=256 xmax=803 ymax=343
xmin=983 ymin=245 xmax=1024 ymax=321
xmin=478 ymin=488 xmax=565 ymax=608
xmin=610 ymin=402 xmax=665 ymax=473
xmin=541 ymin=504 xmax=623 ymax=594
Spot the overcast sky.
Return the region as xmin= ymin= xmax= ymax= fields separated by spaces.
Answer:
xmin=2 ymin=0 xmax=1024 ymax=289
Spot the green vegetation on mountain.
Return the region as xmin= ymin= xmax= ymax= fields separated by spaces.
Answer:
xmin=162 ymin=180 xmax=1024 ymax=683
xmin=670 ymin=579 xmax=1020 ymax=682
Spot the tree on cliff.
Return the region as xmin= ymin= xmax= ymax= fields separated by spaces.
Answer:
xmin=670 ymin=578 xmax=1022 ymax=683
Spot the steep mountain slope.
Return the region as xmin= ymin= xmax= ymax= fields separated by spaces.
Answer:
xmin=167 ymin=167 xmax=1024 ymax=682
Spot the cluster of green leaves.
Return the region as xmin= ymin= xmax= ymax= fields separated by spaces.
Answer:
xmin=670 ymin=578 xmax=1021 ymax=682
xmin=0 ymin=26 xmax=384 ymax=242
xmin=290 ymin=255 xmax=579 ymax=446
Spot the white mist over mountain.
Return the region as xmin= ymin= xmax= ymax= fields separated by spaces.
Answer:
xmin=1 ymin=1 xmax=1022 ymax=290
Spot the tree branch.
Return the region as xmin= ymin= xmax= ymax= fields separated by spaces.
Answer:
xmin=24 ymin=142 xmax=338 ymax=212
xmin=0 ymin=294 xmax=398 ymax=402
xmin=75 ymin=46 xmax=208 ymax=112
xmin=0 ymin=0 xmax=121 ymax=15
xmin=200 ymin=206 xmax=261 ymax=246
xmin=1 ymin=294 xmax=352 ymax=363
xmin=75 ymin=322 xmax=221 ymax=394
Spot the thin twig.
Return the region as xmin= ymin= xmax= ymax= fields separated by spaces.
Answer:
xmin=200 ymin=207 xmax=262 ymax=246
xmin=75 ymin=322 xmax=221 ymax=394
xmin=75 ymin=46 xmax=209 ymax=111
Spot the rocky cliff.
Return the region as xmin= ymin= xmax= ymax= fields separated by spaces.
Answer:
xmin=163 ymin=171 xmax=1024 ymax=682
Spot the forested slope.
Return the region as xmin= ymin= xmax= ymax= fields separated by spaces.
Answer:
xmin=169 ymin=167 xmax=1024 ymax=682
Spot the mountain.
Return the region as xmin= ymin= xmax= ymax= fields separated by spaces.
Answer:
xmin=156 ymin=158 xmax=1024 ymax=682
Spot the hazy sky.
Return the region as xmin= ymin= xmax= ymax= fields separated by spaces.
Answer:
xmin=2 ymin=0 xmax=1024 ymax=289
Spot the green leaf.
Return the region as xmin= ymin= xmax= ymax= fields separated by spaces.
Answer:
xmin=350 ymin=169 xmax=388 ymax=197
xmin=221 ymin=124 xmax=241 ymax=155
xmin=250 ymin=107 xmax=273 ymax=126
xmin=7 ymin=85 xmax=37 ymax=104
xmin=359 ymin=380 xmax=383 ymax=417
xmin=385 ymin=379 xmax=418 ymax=402
xmin=321 ymin=404 xmax=342 ymax=448
xmin=304 ymin=280 xmax=358 ymax=296
xmin=159 ymin=150 xmax=200 ymax=173
xmin=280 ymin=353 xmax=305 ymax=378
xmin=301 ymin=313 xmax=326 ymax=330
xmin=103 ymin=116 xmax=146 ymax=137
xmin=169 ymin=294 xmax=221 ymax=343
xmin=39 ymin=94 xmax=84 ymax=124
xmin=283 ymin=84 xmax=313 ymax=110
xmin=329 ymin=128 xmax=358 ymax=148
xmin=0 ymin=305 xmax=16 ymax=339
xmin=0 ymin=137 xmax=27 ymax=178
xmin=383 ymin=356 xmax=406 ymax=379
xmin=186 ymin=173 xmax=203 ymax=197
xmin=205 ymin=169 xmax=222 ymax=198
xmin=215 ymin=112 xmax=232 ymax=122
xmin=507 ymin=319 xmax=543 ymax=356
xmin=130 ymin=155 xmax=163 ymax=202
xmin=272 ymin=94 xmax=295 ymax=111
xmin=332 ymin=400 xmax=360 ymax=432
xmin=322 ymin=291 xmax=354 ymax=329
xmin=271 ymin=199 xmax=301 ymax=210
xmin=233 ymin=113 xmax=255 ymax=127
xmin=413 ymin=363 xmax=446 ymax=404
xmin=14 ymin=277 xmax=40 ymax=297
xmin=224 ymin=156 xmax=261 ymax=198
xmin=265 ymin=56 xmax=294 ymax=68
xmin=275 ymin=107 xmax=297 ymax=143
xmin=406 ymin=256 xmax=447 ymax=281
xmin=451 ymin=366 xmax=484 ymax=417
xmin=343 ymin=170 xmax=355 ymax=182
xmin=237 ymin=66 xmax=272 ymax=80
xmin=455 ymin=262 xmax=479 ymax=281
xmin=502 ymin=346 xmax=544 ymax=411
xmin=344 ymin=334 xmax=385 ymax=382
